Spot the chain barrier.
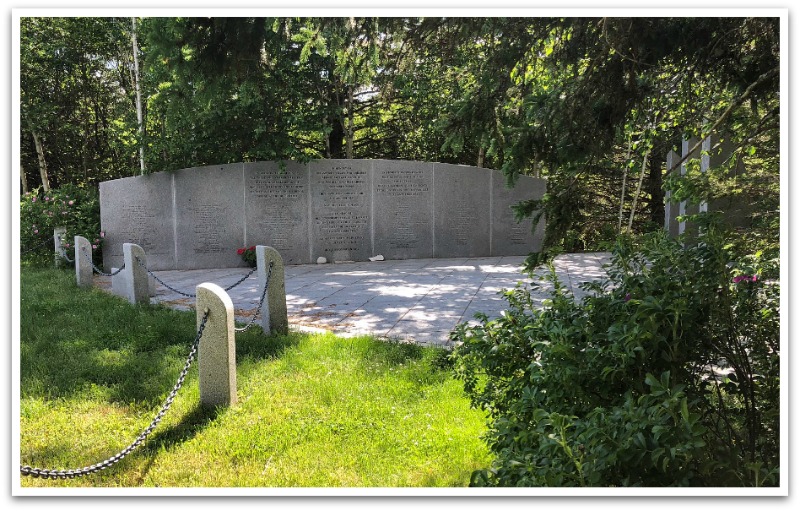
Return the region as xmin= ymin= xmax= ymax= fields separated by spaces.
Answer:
xmin=135 ymin=257 xmax=195 ymax=297
xmin=223 ymin=267 xmax=258 ymax=291
xmin=20 ymin=310 xmax=211 ymax=480
xmin=59 ymin=250 xmax=74 ymax=263
xmin=135 ymin=257 xmax=257 ymax=298
xmin=20 ymin=237 xmax=54 ymax=256
xmin=235 ymin=261 xmax=274 ymax=333
xmin=83 ymin=251 xmax=125 ymax=276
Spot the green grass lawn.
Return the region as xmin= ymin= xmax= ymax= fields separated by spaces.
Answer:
xmin=19 ymin=267 xmax=491 ymax=488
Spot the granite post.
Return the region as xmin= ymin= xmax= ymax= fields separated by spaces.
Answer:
xmin=256 ymin=245 xmax=288 ymax=335
xmin=196 ymin=283 xmax=237 ymax=407
xmin=123 ymin=242 xmax=149 ymax=305
xmin=53 ymin=226 xmax=67 ymax=268
xmin=74 ymin=236 xmax=93 ymax=288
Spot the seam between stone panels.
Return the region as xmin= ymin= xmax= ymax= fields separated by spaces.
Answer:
xmin=242 ymin=162 xmax=247 ymax=246
xmin=370 ymin=160 xmax=375 ymax=257
xmin=431 ymin=163 xmax=436 ymax=258
xmin=307 ymin=162 xmax=313 ymax=263
xmin=172 ymin=172 xmax=178 ymax=270
xmin=489 ymin=168 xmax=494 ymax=257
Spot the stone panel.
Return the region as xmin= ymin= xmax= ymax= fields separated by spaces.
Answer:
xmin=174 ymin=164 xmax=245 ymax=269
xmin=244 ymin=161 xmax=311 ymax=264
xmin=372 ymin=160 xmax=434 ymax=259
xmin=491 ymin=173 xmax=546 ymax=255
xmin=433 ymin=163 xmax=491 ymax=258
xmin=309 ymin=160 xmax=372 ymax=262
xmin=100 ymin=172 xmax=176 ymax=271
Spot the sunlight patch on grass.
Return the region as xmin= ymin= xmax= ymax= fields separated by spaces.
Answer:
xmin=19 ymin=267 xmax=491 ymax=488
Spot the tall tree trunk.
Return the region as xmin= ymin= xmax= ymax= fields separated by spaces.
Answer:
xmin=617 ymin=138 xmax=632 ymax=233
xmin=627 ymin=148 xmax=651 ymax=233
xmin=345 ymin=86 xmax=354 ymax=159
xmin=328 ymin=113 xmax=345 ymax=159
xmin=31 ymin=130 xmax=51 ymax=192
xmin=20 ymin=169 xmax=29 ymax=194
xmin=477 ymin=146 xmax=485 ymax=168
xmin=132 ymin=17 xmax=146 ymax=174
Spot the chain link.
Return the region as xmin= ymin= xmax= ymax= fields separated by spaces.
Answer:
xmin=135 ymin=257 xmax=257 ymax=298
xmin=20 ymin=236 xmax=54 ymax=255
xmin=224 ymin=266 xmax=257 ymax=291
xmin=83 ymin=251 xmax=125 ymax=276
xmin=20 ymin=310 xmax=211 ymax=480
xmin=235 ymin=261 xmax=274 ymax=333
xmin=59 ymin=250 xmax=74 ymax=263
xmin=135 ymin=257 xmax=196 ymax=297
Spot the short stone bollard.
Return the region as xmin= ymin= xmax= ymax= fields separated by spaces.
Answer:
xmin=196 ymin=283 xmax=237 ymax=407
xmin=256 ymin=245 xmax=288 ymax=335
xmin=123 ymin=243 xmax=149 ymax=305
xmin=53 ymin=227 xmax=67 ymax=268
xmin=74 ymin=236 xmax=93 ymax=288
xmin=111 ymin=269 xmax=156 ymax=298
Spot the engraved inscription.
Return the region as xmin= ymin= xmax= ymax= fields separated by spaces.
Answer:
xmin=509 ymin=224 xmax=527 ymax=245
xmin=375 ymin=167 xmax=431 ymax=251
xmin=314 ymin=166 xmax=370 ymax=255
xmin=248 ymin=168 xmax=308 ymax=254
xmin=389 ymin=203 xmax=426 ymax=249
xmin=249 ymin=171 xmax=305 ymax=200
xmin=111 ymin=204 xmax=168 ymax=256
xmin=454 ymin=200 xmax=478 ymax=246
xmin=376 ymin=169 xmax=429 ymax=196
xmin=256 ymin=209 xmax=297 ymax=251
xmin=190 ymin=205 xmax=226 ymax=253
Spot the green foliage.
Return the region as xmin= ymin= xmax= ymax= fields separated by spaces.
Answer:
xmin=20 ymin=17 xmax=137 ymax=189
xmin=236 ymin=245 xmax=257 ymax=267
xmin=20 ymin=184 xmax=103 ymax=266
xmin=451 ymin=224 xmax=779 ymax=487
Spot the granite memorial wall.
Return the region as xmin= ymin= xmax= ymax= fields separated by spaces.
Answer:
xmin=100 ymin=160 xmax=546 ymax=270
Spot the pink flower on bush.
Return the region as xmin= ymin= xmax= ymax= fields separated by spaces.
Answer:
xmin=733 ymin=275 xmax=758 ymax=284
xmin=31 ymin=197 xmax=37 ymax=202
xmin=100 ymin=231 xmax=105 ymax=238
xmin=237 ymin=248 xmax=245 ymax=255
xmin=68 ymin=200 xmax=74 ymax=205
xmin=92 ymin=244 xmax=97 ymax=249
xmin=33 ymin=229 xmax=38 ymax=234
xmin=44 ymin=197 xmax=50 ymax=201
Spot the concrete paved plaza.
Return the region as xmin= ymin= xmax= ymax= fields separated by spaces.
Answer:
xmin=96 ymin=252 xmax=610 ymax=346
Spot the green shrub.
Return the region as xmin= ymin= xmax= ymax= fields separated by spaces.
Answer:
xmin=20 ymin=184 xmax=103 ymax=266
xmin=451 ymin=221 xmax=780 ymax=487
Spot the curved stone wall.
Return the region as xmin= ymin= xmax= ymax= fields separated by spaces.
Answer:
xmin=100 ymin=159 xmax=546 ymax=270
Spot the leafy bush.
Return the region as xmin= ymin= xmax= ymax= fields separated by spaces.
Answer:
xmin=20 ymin=184 xmax=103 ymax=266
xmin=451 ymin=221 xmax=780 ymax=487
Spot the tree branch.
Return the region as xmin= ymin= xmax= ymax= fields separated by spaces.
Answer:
xmin=664 ymin=66 xmax=779 ymax=177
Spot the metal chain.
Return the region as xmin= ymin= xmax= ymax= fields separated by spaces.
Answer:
xmin=84 ymin=252 xmax=125 ymax=276
xmin=20 ymin=237 xmax=54 ymax=255
xmin=135 ymin=257 xmax=257 ymax=298
xmin=135 ymin=257 xmax=195 ymax=297
xmin=235 ymin=261 xmax=274 ymax=333
xmin=59 ymin=250 xmax=74 ymax=263
xmin=20 ymin=311 xmax=211 ymax=480
xmin=224 ymin=266 xmax=257 ymax=291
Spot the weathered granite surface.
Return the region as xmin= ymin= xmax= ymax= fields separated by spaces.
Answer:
xmin=100 ymin=160 xmax=546 ymax=270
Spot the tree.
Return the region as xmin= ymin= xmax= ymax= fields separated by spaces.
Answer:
xmin=19 ymin=17 xmax=141 ymax=190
